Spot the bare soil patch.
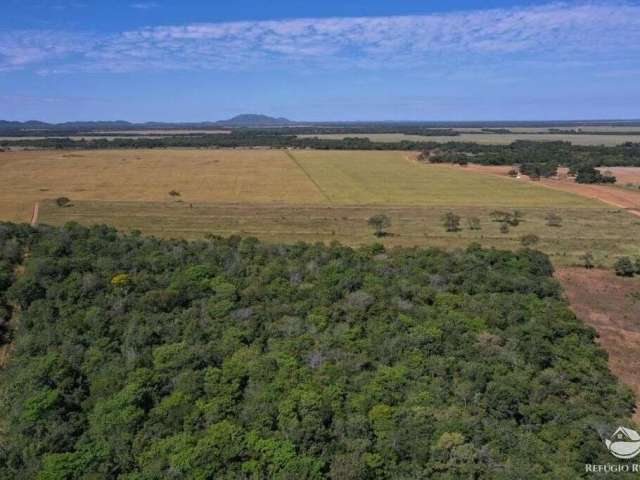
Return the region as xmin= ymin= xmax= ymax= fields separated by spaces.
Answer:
xmin=602 ymin=167 xmax=640 ymax=185
xmin=557 ymin=268 xmax=640 ymax=421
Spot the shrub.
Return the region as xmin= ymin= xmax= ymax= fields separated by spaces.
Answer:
xmin=614 ymin=257 xmax=635 ymax=277
xmin=466 ymin=217 xmax=481 ymax=230
xmin=442 ymin=212 xmax=461 ymax=232
xmin=55 ymin=197 xmax=71 ymax=207
xmin=546 ymin=212 xmax=562 ymax=227
xmin=575 ymin=165 xmax=617 ymax=184
xmin=520 ymin=234 xmax=539 ymax=247
xmin=581 ymin=252 xmax=595 ymax=269
xmin=367 ymin=214 xmax=391 ymax=237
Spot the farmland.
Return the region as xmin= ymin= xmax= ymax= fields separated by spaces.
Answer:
xmin=2 ymin=148 xmax=640 ymax=267
xmin=298 ymin=132 xmax=640 ymax=146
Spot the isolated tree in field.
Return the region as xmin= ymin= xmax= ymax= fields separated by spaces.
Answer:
xmin=546 ymin=212 xmax=562 ymax=227
xmin=614 ymin=257 xmax=635 ymax=277
xmin=55 ymin=197 xmax=71 ymax=207
xmin=368 ymin=214 xmax=391 ymax=237
xmin=581 ymin=252 xmax=595 ymax=269
xmin=442 ymin=212 xmax=461 ymax=232
xmin=520 ymin=234 xmax=539 ymax=247
xmin=466 ymin=217 xmax=481 ymax=230
xmin=511 ymin=210 xmax=523 ymax=226
xmin=169 ymin=190 xmax=181 ymax=197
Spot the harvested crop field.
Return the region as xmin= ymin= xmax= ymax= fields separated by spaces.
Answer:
xmin=0 ymin=149 xmax=596 ymax=222
xmin=2 ymin=148 xmax=640 ymax=267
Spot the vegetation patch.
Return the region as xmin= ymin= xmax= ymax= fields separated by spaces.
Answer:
xmin=0 ymin=223 xmax=635 ymax=478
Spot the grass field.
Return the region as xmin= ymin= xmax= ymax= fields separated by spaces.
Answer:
xmin=292 ymin=151 xmax=596 ymax=206
xmin=2 ymin=148 xmax=639 ymax=267
xmin=298 ymin=132 xmax=640 ymax=146
xmin=38 ymin=200 xmax=640 ymax=267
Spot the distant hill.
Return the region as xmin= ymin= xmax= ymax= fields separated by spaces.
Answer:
xmin=0 ymin=120 xmax=135 ymax=132
xmin=217 ymin=114 xmax=292 ymax=126
xmin=0 ymin=115 xmax=292 ymax=132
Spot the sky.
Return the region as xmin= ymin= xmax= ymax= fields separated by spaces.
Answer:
xmin=1 ymin=0 xmax=639 ymax=122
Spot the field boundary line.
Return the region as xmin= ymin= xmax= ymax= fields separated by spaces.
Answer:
xmin=283 ymin=150 xmax=332 ymax=203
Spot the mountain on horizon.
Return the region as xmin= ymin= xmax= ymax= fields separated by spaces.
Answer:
xmin=0 ymin=114 xmax=292 ymax=131
xmin=217 ymin=114 xmax=292 ymax=126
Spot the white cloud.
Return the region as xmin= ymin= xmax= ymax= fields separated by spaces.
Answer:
xmin=1 ymin=2 xmax=639 ymax=74
xmin=130 ymin=2 xmax=159 ymax=9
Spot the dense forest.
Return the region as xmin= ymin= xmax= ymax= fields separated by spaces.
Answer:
xmin=0 ymin=223 xmax=635 ymax=479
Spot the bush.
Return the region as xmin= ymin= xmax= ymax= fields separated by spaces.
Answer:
xmin=367 ymin=214 xmax=391 ymax=237
xmin=581 ymin=252 xmax=595 ymax=269
xmin=442 ymin=212 xmax=461 ymax=232
xmin=614 ymin=257 xmax=635 ymax=277
xmin=520 ymin=234 xmax=539 ymax=247
xmin=55 ymin=197 xmax=71 ymax=207
xmin=466 ymin=217 xmax=481 ymax=230
xmin=546 ymin=212 xmax=562 ymax=227
xmin=575 ymin=165 xmax=617 ymax=184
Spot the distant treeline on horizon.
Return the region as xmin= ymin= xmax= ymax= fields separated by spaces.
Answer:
xmin=2 ymin=116 xmax=640 ymax=135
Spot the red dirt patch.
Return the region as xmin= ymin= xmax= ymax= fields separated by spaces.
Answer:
xmin=556 ymin=268 xmax=640 ymax=421
xmin=601 ymin=167 xmax=640 ymax=185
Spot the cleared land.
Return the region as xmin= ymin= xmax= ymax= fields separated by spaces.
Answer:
xmin=298 ymin=132 xmax=639 ymax=146
xmin=2 ymin=148 xmax=640 ymax=266
xmin=557 ymin=268 xmax=640 ymax=421
xmin=447 ymin=163 xmax=640 ymax=214
xmin=292 ymin=150 xmax=595 ymax=206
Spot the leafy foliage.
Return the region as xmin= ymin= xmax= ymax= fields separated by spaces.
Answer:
xmin=575 ymin=164 xmax=617 ymax=184
xmin=441 ymin=212 xmax=461 ymax=232
xmin=0 ymin=223 xmax=635 ymax=479
xmin=367 ymin=214 xmax=391 ymax=237
xmin=614 ymin=257 xmax=636 ymax=277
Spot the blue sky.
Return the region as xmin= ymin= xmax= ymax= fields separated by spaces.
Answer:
xmin=1 ymin=0 xmax=639 ymax=122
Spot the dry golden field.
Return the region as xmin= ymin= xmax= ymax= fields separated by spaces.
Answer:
xmin=2 ymin=148 xmax=640 ymax=266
